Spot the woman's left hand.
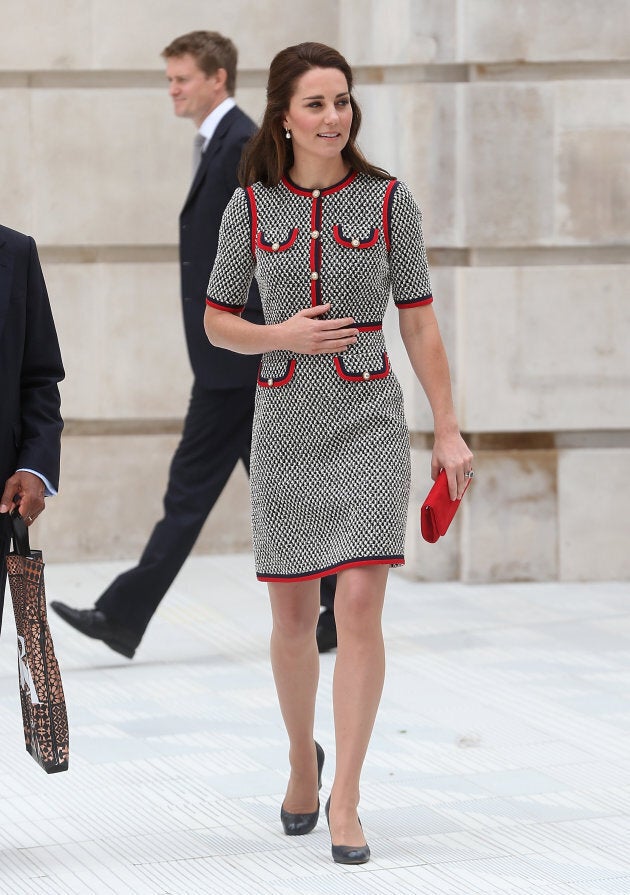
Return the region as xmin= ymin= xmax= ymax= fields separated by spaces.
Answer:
xmin=431 ymin=431 xmax=474 ymax=501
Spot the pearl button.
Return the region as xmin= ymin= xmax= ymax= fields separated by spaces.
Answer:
xmin=267 ymin=378 xmax=274 ymax=386
xmin=351 ymin=237 xmax=360 ymax=247
xmin=312 ymin=189 xmax=321 ymax=198
xmin=362 ymin=371 xmax=370 ymax=380
xmin=271 ymin=242 xmax=280 ymax=251
xmin=310 ymin=271 xmax=319 ymax=281
xmin=310 ymin=230 xmax=320 ymax=239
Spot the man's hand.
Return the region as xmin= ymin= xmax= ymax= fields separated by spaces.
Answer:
xmin=0 ymin=471 xmax=46 ymax=525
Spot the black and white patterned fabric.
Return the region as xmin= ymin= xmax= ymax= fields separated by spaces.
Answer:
xmin=207 ymin=171 xmax=433 ymax=581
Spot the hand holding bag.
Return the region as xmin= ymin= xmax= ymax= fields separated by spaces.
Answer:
xmin=6 ymin=511 xmax=69 ymax=773
xmin=421 ymin=468 xmax=471 ymax=543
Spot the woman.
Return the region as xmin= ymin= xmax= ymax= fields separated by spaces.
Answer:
xmin=204 ymin=42 xmax=472 ymax=865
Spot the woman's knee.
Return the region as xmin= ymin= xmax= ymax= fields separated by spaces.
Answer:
xmin=269 ymin=582 xmax=319 ymax=640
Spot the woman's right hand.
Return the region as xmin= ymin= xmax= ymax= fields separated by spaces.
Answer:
xmin=278 ymin=303 xmax=358 ymax=355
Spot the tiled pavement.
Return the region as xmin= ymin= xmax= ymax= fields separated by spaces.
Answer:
xmin=1 ymin=555 xmax=630 ymax=894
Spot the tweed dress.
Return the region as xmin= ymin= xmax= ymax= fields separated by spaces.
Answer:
xmin=207 ymin=171 xmax=433 ymax=582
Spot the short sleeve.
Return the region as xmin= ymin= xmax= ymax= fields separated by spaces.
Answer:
xmin=207 ymin=188 xmax=256 ymax=314
xmin=386 ymin=180 xmax=433 ymax=309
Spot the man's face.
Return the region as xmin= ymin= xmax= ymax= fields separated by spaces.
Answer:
xmin=166 ymin=53 xmax=222 ymax=127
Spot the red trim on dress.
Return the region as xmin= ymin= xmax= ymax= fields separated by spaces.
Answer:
xmin=332 ymin=225 xmax=380 ymax=249
xmin=281 ymin=171 xmax=357 ymax=197
xmin=382 ymin=179 xmax=397 ymax=252
xmin=257 ymin=555 xmax=404 ymax=582
xmin=257 ymin=359 xmax=296 ymax=388
xmin=256 ymin=228 xmax=299 ymax=252
xmin=394 ymin=296 xmax=434 ymax=309
xmin=206 ymin=297 xmax=244 ymax=315
xmin=310 ymin=200 xmax=319 ymax=306
xmin=333 ymin=352 xmax=390 ymax=382
xmin=245 ymin=186 xmax=257 ymax=258
xmin=356 ymin=323 xmax=382 ymax=332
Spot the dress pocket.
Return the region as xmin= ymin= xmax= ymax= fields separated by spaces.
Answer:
xmin=257 ymin=353 xmax=296 ymax=388
xmin=332 ymin=224 xmax=380 ymax=249
xmin=333 ymin=350 xmax=390 ymax=382
xmin=256 ymin=228 xmax=299 ymax=253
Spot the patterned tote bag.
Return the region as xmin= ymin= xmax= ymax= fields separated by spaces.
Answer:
xmin=6 ymin=511 xmax=69 ymax=773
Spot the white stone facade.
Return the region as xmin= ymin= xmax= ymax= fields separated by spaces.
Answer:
xmin=1 ymin=1 xmax=629 ymax=580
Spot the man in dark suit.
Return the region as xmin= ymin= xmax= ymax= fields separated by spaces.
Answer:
xmin=51 ymin=31 xmax=336 ymax=657
xmin=0 ymin=226 xmax=64 ymax=634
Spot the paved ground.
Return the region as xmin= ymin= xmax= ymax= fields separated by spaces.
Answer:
xmin=1 ymin=555 xmax=629 ymax=894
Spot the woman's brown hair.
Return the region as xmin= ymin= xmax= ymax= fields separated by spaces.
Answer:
xmin=239 ymin=42 xmax=390 ymax=187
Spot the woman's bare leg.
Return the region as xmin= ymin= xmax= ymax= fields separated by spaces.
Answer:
xmin=328 ymin=564 xmax=389 ymax=845
xmin=268 ymin=579 xmax=321 ymax=812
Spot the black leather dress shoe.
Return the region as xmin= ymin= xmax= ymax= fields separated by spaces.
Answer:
xmin=281 ymin=741 xmax=325 ymax=836
xmin=50 ymin=602 xmax=138 ymax=659
xmin=316 ymin=610 xmax=337 ymax=653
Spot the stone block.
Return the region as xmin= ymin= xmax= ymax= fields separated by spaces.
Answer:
xmin=459 ymin=266 xmax=630 ymax=432
xmin=463 ymin=84 xmax=555 ymax=246
xmin=462 ymin=0 xmax=630 ymax=63
xmin=555 ymin=82 xmax=630 ymax=244
xmin=558 ymin=449 xmax=630 ymax=580
xmin=462 ymin=450 xmax=558 ymax=582
xmin=0 ymin=90 xmax=34 ymax=234
xmin=44 ymin=262 xmax=191 ymax=419
xmin=92 ymin=0 xmax=339 ymax=71
xmin=340 ymin=0 xmax=459 ymax=64
xmin=0 ymin=1 xmax=92 ymax=70
xmin=37 ymin=433 xmax=253 ymax=562
xmin=356 ymin=83 xmax=459 ymax=246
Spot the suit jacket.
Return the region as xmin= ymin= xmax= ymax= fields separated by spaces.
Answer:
xmin=0 ymin=226 xmax=64 ymax=497
xmin=180 ymin=105 xmax=262 ymax=390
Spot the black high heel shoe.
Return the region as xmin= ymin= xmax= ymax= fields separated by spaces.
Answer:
xmin=324 ymin=796 xmax=371 ymax=865
xmin=280 ymin=741 xmax=324 ymax=836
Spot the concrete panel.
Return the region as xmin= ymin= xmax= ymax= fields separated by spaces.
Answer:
xmin=31 ymin=89 xmax=187 ymax=245
xmin=555 ymin=82 xmax=630 ymax=245
xmin=37 ymin=433 xmax=253 ymax=562
xmin=44 ymin=262 xmax=191 ymax=419
xmin=463 ymin=84 xmax=555 ymax=246
xmin=559 ymin=449 xmax=630 ymax=580
xmin=92 ymin=0 xmax=339 ymax=71
xmin=340 ymin=0 xmax=459 ymax=64
xmin=0 ymin=90 xmax=35 ymax=234
xmin=356 ymin=83 xmax=459 ymax=246
xmin=462 ymin=0 xmax=630 ymax=63
xmin=462 ymin=451 xmax=558 ymax=583
xmin=0 ymin=1 xmax=92 ymax=70
xmin=459 ymin=266 xmax=630 ymax=432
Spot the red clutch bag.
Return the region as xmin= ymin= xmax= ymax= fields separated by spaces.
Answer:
xmin=421 ymin=469 xmax=471 ymax=543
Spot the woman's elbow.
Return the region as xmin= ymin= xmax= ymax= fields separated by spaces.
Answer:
xmin=204 ymin=306 xmax=224 ymax=347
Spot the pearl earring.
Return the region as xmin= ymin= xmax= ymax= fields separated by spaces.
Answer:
xmin=285 ymin=128 xmax=291 ymax=140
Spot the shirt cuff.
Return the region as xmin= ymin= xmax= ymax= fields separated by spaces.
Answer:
xmin=17 ymin=469 xmax=57 ymax=497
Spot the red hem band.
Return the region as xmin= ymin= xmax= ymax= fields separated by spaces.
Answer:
xmin=395 ymin=296 xmax=434 ymax=308
xmin=257 ymin=556 xmax=404 ymax=582
xmin=206 ymin=297 xmax=244 ymax=314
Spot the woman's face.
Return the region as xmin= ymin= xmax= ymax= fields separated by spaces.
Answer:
xmin=283 ymin=67 xmax=353 ymax=166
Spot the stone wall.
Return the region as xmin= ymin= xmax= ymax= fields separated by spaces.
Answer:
xmin=2 ymin=1 xmax=629 ymax=580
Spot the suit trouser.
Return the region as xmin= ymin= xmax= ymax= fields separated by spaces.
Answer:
xmin=96 ymin=381 xmax=335 ymax=644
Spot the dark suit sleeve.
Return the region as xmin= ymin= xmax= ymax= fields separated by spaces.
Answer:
xmin=17 ymin=238 xmax=64 ymax=490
